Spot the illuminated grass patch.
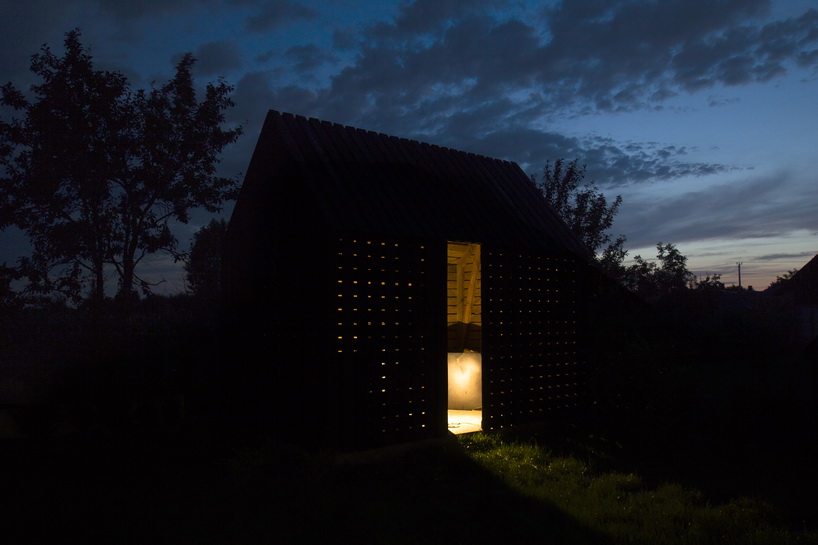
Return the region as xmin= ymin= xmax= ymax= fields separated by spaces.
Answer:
xmin=460 ymin=432 xmax=816 ymax=545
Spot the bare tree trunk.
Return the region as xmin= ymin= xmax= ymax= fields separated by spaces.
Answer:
xmin=117 ymin=239 xmax=139 ymax=306
xmin=94 ymin=257 xmax=105 ymax=302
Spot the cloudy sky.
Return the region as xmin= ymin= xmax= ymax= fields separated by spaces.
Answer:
xmin=2 ymin=0 xmax=817 ymax=292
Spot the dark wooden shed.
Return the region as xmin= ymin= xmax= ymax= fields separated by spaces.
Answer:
xmin=222 ymin=110 xmax=593 ymax=451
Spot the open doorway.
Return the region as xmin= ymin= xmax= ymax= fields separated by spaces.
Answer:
xmin=446 ymin=242 xmax=482 ymax=434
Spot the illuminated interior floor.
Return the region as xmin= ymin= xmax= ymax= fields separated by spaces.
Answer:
xmin=447 ymin=409 xmax=482 ymax=434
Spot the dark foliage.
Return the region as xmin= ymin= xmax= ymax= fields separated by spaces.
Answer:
xmin=184 ymin=218 xmax=227 ymax=303
xmin=534 ymin=158 xmax=626 ymax=270
xmin=534 ymin=158 xmax=702 ymax=300
xmin=768 ymin=268 xmax=799 ymax=289
xmin=0 ymin=29 xmax=241 ymax=303
xmin=0 ymin=263 xmax=22 ymax=313
xmin=622 ymin=242 xmax=697 ymax=301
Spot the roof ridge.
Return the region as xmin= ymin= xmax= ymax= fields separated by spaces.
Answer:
xmin=270 ymin=108 xmax=515 ymax=166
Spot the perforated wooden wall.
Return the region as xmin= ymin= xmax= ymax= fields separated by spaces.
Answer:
xmin=482 ymin=250 xmax=587 ymax=430
xmin=331 ymin=237 xmax=446 ymax=449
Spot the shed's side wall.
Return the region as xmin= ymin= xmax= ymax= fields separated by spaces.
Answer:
xmin=482 ymin=249 xmax=588 ymax=429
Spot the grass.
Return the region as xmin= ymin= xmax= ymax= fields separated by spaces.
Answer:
xmin=459 ymin=431 xmax=817 ymax=545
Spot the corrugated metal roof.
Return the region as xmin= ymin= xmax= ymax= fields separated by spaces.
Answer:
xmin=234 ymin=109 xmax=586 ymax=255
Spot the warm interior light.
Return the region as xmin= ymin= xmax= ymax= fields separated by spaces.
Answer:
xmin=447 ymin=352 xmax=482 ymax=410
xmin=447 ymin=242 xmax=483 ymax=433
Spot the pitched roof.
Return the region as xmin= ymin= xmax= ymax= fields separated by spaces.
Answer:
xmin=769 ymin=253 xmax=818 ymax=303
xmin=233 ymin=110 xmax=586 ymax=255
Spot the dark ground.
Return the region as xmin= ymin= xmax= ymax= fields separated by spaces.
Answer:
xmin=1 ymin=293 xmax=817 ymax=543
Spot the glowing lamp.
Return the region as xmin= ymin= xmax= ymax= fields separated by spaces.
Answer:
xmin=447 ymin=352 xmax=482 ymax=410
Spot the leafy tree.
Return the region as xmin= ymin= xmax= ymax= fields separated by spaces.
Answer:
xmin=115 ymin=54 xmax=241 ymax=301
xmin=0 ymin=263 xmax=22 ymax=313
xmin=0 ymin=29 xmax=242 ymax=304
xmin=692 ymin=273 xmax=725 ymax=292
xmin=532 ymin=159 xmax=699 ymax=299
xmin=768 ymin=268 xmax=798 ymax=289
xmin=624 ymin=242 xmax=695 ymax=299
xmin=534 ymin=158 xmax=627 ymax=276
xmin=597 ymin=236 xmax=628 ymax=283
xmin=1 ymin=31 xmax=130 ymax=303
xmin=184 ymin=218 xmax=227 ymax=302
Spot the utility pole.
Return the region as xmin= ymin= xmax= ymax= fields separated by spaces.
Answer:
xmin=736 ymin=262 xmax=743 ymax=288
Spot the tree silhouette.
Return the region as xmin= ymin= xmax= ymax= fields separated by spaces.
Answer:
xmin=0 ymin=263 xmax=22 ymax=313
xmin=624 ymin=242 xmax=695 ymax=300
xmin=769 ymin=268 xmax=798 ymax=289
xmin=534 ymin=158 xmax=627 ymax=277
xmin=1 ymin=30 xmax=130 ymax=303
xmin=185 ymin=218 xmax=227 ymax=303
xmin=692 ymin=273 xmax=725 ymax=292
xmin=0 ymin=29 xmax=242 ymax=304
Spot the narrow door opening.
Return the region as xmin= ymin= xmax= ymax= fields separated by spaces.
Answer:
xmin=446 ymin=242 xmax=482 ymax=434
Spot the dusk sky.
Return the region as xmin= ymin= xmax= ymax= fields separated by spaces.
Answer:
xmin=2 ymin=0 xmax=817 ymax=292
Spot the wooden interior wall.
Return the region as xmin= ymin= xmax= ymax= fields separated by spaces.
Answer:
xmin=482 ymin=250 xmax=587 ymax=430
xmin=447 ymin=242 xmax=482 ymax=352
xmin=331 ymin=236 xmax=447 ymax=450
